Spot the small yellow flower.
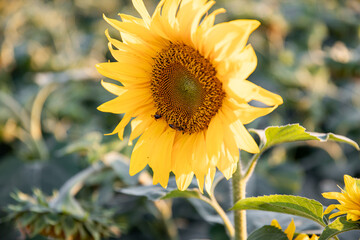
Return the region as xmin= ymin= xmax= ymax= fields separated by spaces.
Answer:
xmin=322 ymin=175 xmax=360 ymax=221
xmin=97 ymin=0 xmax=282 ymax=192
xmin=271 ymin=219 xmax=319 ymax=240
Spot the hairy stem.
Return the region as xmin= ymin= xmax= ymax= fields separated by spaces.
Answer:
xmin=243 ymin=151 xmax=263 ymax=183
xmin=232 ymin=157 xmax=247 ymax=240
xmin=199 ymin=193 xmax=235 ymax=238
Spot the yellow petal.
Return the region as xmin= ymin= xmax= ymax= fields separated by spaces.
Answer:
xmin=98 ymin=61 xmax=150 ymax=77
xmin=284 ymin=219 xmax=296 ymax=240
xmin=193 ymin=8 xmax=226 ymax=52
xmin=177 ymin=0 xmax=213 ymax=44
xmin=329 ymin=211 xmax=346 ymax=219
xmin=117 ymin=13 xmax=148 ymax=45
xmin=97 ymin=88 xmax=152 ymax=114
xmin=172 ymin=134 xmax=197 ymax=190
xmin=176 ymin=172 xmax=195 ymax=191
xmin=189 ymin=1 xmax=216 ymax=43
xmin=205 ymin=166 xmax=216 ymax=194
xmin=347 ymin=211 xmax=360 ymax=221
xmin=192 ymin=132 xmax=208 ymax=192
xmin=323 ymin=204 xmax=337 ymax=215
xmin=105 ymin=112 xmax=132 ymax=141
xmin=229 ymin=119 xmax=259 ymax=154
xmin=105 ymin=29 xmax=156 ymax=60
xmin=96 ymin=62 xmax=150 ymax=85
xmin=322 ymin=192 xmax=347 ymax=201
xmin=119 ymin=13 xmax=144 ymax=24
xmin=103 ymin=14 xmax=161 ymax=48
xmin=206 ymin=114 xmax=223 ymax=159
xmin=239 ymin=106 xmax=278 ymax=125
xmin=151 ymin=128 xmax=176 ymax=188
xmin=150 ymin=0 xmax=174 ymax=41
xmin=130 ymin=120 xmax=168 ymax=176
xmin=216 ymin=44 xmax=257 ymax=82
xmin=129 ymin=115 xmax=153 ymax=143
xmin=227 ymin=79 xmax=283 ymax=106
xmin=217 ymin=143 xmax=237 ymax=179
xmin=101 ymin=80 xmax=126 ymax=96
xmin=271 ymin=219 xmax=281 ymax=229
xmin=344 ymin=175 xmax=360 ymax=202
xmin=219 ymin=110 xmax=239 ymax=155
xmin=310 ymin=235 xmax=319 ymax=240
xmin=223 ymin=97 xmax=278 ymax=125
xmin=294 ymin=233 xmax=310 ymax=240
xmin=201 ymin=19 xmax=260 ymax=61
xmin=162 ymin=0 xmax=181 ymax=28
xmin=107 ymin=42 xmax=151 ymax=67
xmin=131 ymin=0 xmax=151 ymax=27
xmin=129 ymin=133 xmax=150 ymax=176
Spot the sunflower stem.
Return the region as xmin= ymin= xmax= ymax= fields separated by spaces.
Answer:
xmin=204 ymin=193 xmax=235 ymax=238
xmin=232 ymin=155 xmax=247 ymax=240
xmin=198 ymin=190 xmax=234 ymax=237
xmin=243 ymin=150 xmax=263 ymax=183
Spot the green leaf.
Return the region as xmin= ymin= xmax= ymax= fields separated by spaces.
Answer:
xmin=118 ymin=185 xmax=169 ymax=201
xmin=118 ymin=178 xmax=199 ymax=200
xmin=248 ymin=225 xmax=288 ymax=240
xmin=62 ymin=215 xmax=77 ymax=239
xmin=85 ymin=222 xmax=101 ymax=240
xmin=7 ymin=204 xmax=27 ymax=212
xmin=251 ymin=124 xmax=359 ymax=150
xmin=54 ymin=223 xmax=62 ymax=236
xmin=252 ymin=124 xmax=318 ymax=149
xmin=44 ymin=212 xmax=60 ymax=225
xmin=319 ymin=216 xmax=360 ymax=240
xmin=231 ymin=195 xmax=325 ymax=226
xmin=78 ymin=224 xmax=89 ymax=239
xmin=18 ymin=212 xmax=38 ymax=226
xmin=161 ymin=189 xmax=202 ymax=200
xmin=311 ymin=132 xmax=360 ymax=150
xmin=57 ymin=194 xmax=86 ymax=218
xmin=106 ymin=155 xmax=138 ymax=185
xmin=31 ymin=215 xmax=47 ymax=236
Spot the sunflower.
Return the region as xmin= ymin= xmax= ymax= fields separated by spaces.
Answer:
xmin=96 ymin=0 xmax=283 ymax=192
xmin=322 ymin=175 xmax=360 ymax=221
xmin=271 ymin=219 xmax=318 ymax=240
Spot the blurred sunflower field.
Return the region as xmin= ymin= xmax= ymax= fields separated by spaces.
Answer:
xmin=0 ymin=0 xmax=359 ymax=239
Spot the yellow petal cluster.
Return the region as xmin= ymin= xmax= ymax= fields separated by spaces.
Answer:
xmin=271 ymin=219 xmax=318 ymax=240
xmin=322 ymin=175 xmax=360 ymax=221
xmin=96 ymin=0 xmax=282 ymax=192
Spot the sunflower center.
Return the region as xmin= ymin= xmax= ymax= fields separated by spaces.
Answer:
xmin=151 ymin=43 xmax=225 ymax=134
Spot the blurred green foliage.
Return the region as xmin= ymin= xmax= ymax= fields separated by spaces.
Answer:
xmin=0 ymin=0 xmax=359 ymax=239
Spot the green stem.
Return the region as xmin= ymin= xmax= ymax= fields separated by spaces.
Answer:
xmin=243 ymin=150 xmax=263 ymax=183
xmin=199 ymin=193 xmax=235 ymax=238
xmin=232 ymin=156 xmax=247 ymax=240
